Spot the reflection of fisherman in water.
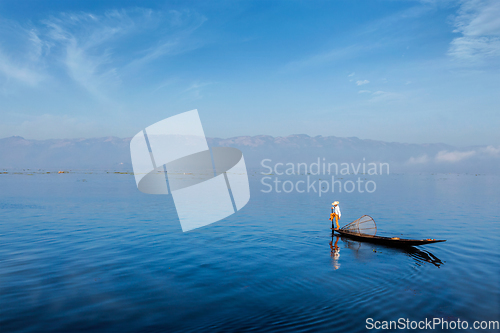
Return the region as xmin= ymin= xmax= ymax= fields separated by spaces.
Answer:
xmin=329 ymin=235 xmax=341 ymax=270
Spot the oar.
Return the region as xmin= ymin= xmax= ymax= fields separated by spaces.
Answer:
xmin=331 ymin=206 xmax=334 ymax=231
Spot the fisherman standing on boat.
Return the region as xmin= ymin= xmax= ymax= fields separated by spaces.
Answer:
xmin=330 ymin=201 xmax=341 ymax=230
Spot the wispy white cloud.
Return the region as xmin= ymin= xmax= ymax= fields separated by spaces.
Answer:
xmin=150 ymin=78 xmax=177 ymax=94
xmin=357 ymin=89 xmax=402 ymax=102
xmin=0 ymin=8 xmax=206 ymax=99
xmin=435 ymin=150 xmax=476 ymax=163
xmin=283 ymin=2 xmax=439 ymax=72
xmin=449 ymin=36 xmax=500 ymax=62
xmin=0 ymin=51 xmax=43 ymax=85
xmin=453 ymin=0 xmax=500 ymax=36
xmin=481 ymin=145 xmax=500 ymax=156
xmin=448 ymin=0 xmax=500 ymax=63
xmin=407 ymin=154 xmax=429 ymax=164
xmin=41 ymin=9 xmax=206 ymax=100
xmin=181 ymin=81 xmax=214 ymax=99
xmin=284 ymin=44 xmax=364 ymax=71
xmin=126 ymin=12 xmax=207 ymax=70
xmin=369 ymin=90 xmax=402 ymax=102
xmin=0 ymin=21 xmax=47 ymax=86
xmin=40 ymin=11 xmax=136 ymax=100
xmin=348 ymin=72 xmax=355 ymax=77
xmin=356 ymin=79 xmax=369 ymax=85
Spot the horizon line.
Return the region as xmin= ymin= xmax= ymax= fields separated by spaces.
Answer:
xmin=0 ymin=134 xmax=483 ymax=148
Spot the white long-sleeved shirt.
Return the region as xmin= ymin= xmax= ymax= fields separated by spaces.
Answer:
xmin=334 ymin=205 xmax=341 ymax=218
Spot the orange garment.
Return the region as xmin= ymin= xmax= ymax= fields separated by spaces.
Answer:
xmin=330 ymin=212 xmax=340 ymax=229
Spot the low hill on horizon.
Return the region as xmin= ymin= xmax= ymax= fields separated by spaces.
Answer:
xmin=0 ymin=135 xmax=498 ymax=174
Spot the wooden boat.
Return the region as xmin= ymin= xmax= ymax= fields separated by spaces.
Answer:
xmin=332 ymin=215 xmax=446 ymax=247
xmin=333 ymin=228 xmax=446 ymax=246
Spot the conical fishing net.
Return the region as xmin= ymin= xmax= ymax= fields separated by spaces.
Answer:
xmin=341 ymin=215 xmax=377 ymax=236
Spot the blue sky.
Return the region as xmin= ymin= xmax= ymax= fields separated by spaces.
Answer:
xmin=0 ymin=0 xmax=499 ymax=145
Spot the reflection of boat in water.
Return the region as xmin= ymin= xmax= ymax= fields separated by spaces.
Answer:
xmin=332 ymin=233 xmax=445 ymax=268
xmin=404 ymin=246 xmax=444 ymax=268
xmin=332 ymin=215 xmax=446 ymax=247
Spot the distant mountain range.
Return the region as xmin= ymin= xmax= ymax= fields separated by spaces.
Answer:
xmin=0 ymin=135 xmax=498 ymax=173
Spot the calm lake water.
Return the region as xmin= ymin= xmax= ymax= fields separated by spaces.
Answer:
xmin=0 ymin=171 xmax=499 ymax=332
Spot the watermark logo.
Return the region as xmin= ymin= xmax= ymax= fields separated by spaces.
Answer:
xmin=260 ymin=158 xmax=389 ymax=196
xmin=130 ymin=110 xmax=250 ymax=232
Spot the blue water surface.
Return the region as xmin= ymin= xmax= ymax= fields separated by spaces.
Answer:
xmin=0 ymin=171 xmax=499 ymax=332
